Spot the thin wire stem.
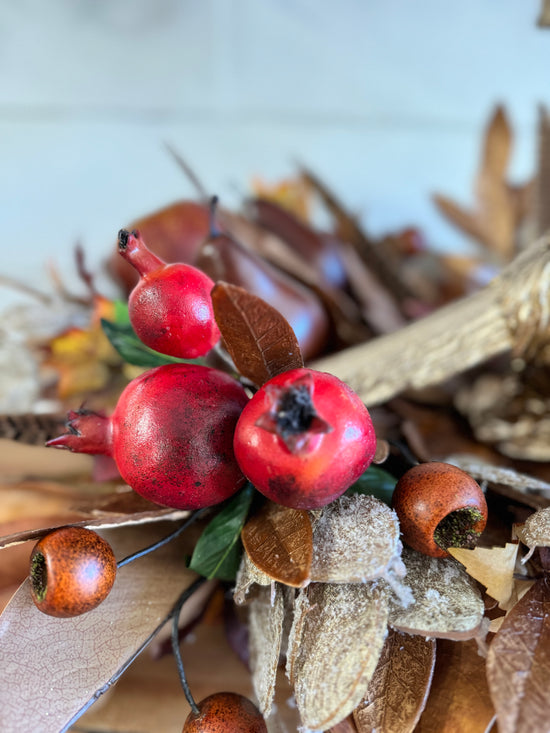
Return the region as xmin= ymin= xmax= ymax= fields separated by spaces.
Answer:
xmin=117 ymin=509 xmax=207 ymax=569
xmin=171 ymin=576 xmax=207 ymax=716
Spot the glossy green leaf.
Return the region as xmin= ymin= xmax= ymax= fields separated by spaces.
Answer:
xmin=346 ymin=465 xmax=397 ymax=505
xmin=101 ymin=318 xmax=205 ymax=368
xmin=189 ymin=484 xmax=255 ymax=581
xmin=113 ymin=299 xmax=131 ymax=324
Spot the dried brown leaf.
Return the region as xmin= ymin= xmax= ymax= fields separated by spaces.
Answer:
xmin=431 ymin=194 xmax=492 ymax=249
xmin=353 ymin=629 xmax=435 ymax=733
xmin=536 ymin=106 xmax=550 ymax=234
xmin=480 ymin=105 xmax=512 ymax=180
xmin=416 ymin=639 xmax=495 ymax=733
xmin=328 ymin=716 xmax=359 ymax=733
xmin=487 ymin=576 xmax=550 ymax=733
xmin=310 ymin=494 xmax=401 ymax=583
xmin=248 ymin=583 xmax=285 ymax=717
xmin=286 ymin=582 xmax=389 ymax=730
xmin=211 ymin=281 xmax=303 ymax=386
xmin=448 ymin=543 xmax=519 ymax=608
xmin=241 ymin=501 xmax=312 ymax=588
xmin=0 ymin=523 xmax=198 ymax=732
xmin=388 ymin=548 xmax=485 ymax=640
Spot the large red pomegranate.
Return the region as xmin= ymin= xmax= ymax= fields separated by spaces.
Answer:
xmin=48 ymin=364 xmax=249 ymax=510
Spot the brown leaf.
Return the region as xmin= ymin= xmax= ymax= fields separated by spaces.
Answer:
xmin=248 ymin=583 xmax=285 ymax=716
xmin=241 ymin=501 xmax=312 ymax=588
xmin=0 ymin=523 xmax=198 ymax=732
xmin=487 ymin=576 xmax=550 ymax=733
xmin=328 ymin=716 xmax=359 ymax=733
xmin=310 ymin=494 xmax=401 ymax=583
xmin=535 ymin=106 xmax=550 ymax=235
xmin=480 ymin=105 xmax=512 ymax=180
xmin=353 ymin=629 xmax=435 ymax=733
xmin=211 ymin=281 xmax=303 ymax=386
xmin=431 ymin=193 xmax=492 ymax=251
xmin=388 ymin=548 xmax=485 ymax=640
xmin=286 ymin=582 xmax=389 ymax=730
xmin=416 ymin=639 xmax=495 ymax=733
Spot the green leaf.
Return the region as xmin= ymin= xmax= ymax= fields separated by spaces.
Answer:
xmin=113 ymin=299 xmax=131 ymax=324
xmin=346 ymin=465 xmax=397 ymax=505
xmin=101 ymin=318 xmax=205 ymax=368
xmin=189 ymin=484 xmax=255 ymax=581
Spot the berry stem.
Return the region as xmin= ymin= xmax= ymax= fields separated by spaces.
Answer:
xmin=171 ymin=576 xmax=207 ymax=716
xmin=117 ymin=228 xmax=165 ymax=275
xmin=117 ymin=509 xmax=208 ymax=568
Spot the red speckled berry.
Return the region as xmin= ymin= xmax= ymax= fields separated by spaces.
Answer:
xmin=29 ymin=527 xmax=116 ymax=618
xmin=391 ymin=462 xmax=488 ymax=558
xmin=182 ymin=692 xmax=267 ymax=732
xmin=118 ymin=228 xmax=220 ymax=358
xmin=47 ymin=364 xmax=249 ymax=510
xmin=233 ymin=368 xmax=377 ymax=510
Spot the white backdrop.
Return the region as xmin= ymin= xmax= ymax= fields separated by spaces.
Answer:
xmin=0 ymin=0 xmax=548 ymax=310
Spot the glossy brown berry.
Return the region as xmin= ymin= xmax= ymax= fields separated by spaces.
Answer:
xmin=29 ymin=527 xmax=117 ymax=617
xmin=182 ymin=692 xmax=267 ymax=732
xmin=391 ymin=462 xmax=488 ymax=558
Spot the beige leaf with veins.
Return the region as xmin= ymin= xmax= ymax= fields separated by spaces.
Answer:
xmin=248 ymin=583 xmax=285 ymax=717
xmin=310 ymin=493 xmax=401 ymax=583
xmin=287 ymin=582 xmax=389 ymax=730
xmin=388 ymin=548 xmax=484 ymax=640
xmin=515 ymin=508 xmax=550 ymax=552
xmin=448 ymin=543 xmax=519 ymax=609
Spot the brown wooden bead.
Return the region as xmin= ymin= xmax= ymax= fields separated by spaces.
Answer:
xmin=182 ymin=692 xmax=267 ymax=732
xmin=29 ymin=527 xmax=116 ymax=617
xmin=391 ymin=462 xmax=488 ymax=558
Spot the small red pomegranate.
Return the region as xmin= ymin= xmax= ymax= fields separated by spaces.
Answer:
xmin=233 ymin=368 xmax=377 ymax=509
xmin=48 ymin=364 xmax=249 ymax=510
xmin=182 ymin=692 xmax=267 ymax=732
xmin=118 ymin=228 xmax=220 ymax=359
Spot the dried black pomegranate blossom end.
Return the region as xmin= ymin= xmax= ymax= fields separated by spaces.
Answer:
xmin=255 ymin=377 xmax=333 ymax=454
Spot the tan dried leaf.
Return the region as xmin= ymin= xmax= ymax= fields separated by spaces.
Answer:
xmin=487 ymin=576 xmax=550 ymax=733
xmin=446 ymin=455 xmax=550 ymax=492
xmin=515 ymin=508 xmax=550 ymax=551
xmin=241 ymin=501 xmax=312 ymax=588
xmin=0 ymin=523 xmax=198 ymax=732
xmin=353 ymin=629 xmax=435 ymax=733
xmin=248 ymin=583 xmax=285 ymax=717
xmin=416 ymin=639 xmax=495 ymax=733
xmin=310 ymin=494 xmax=401 ymax=583
xmin=388 ymin=548 xmax=485 ymax=640
xmin=287 ymin=582 xmax=389 ymax=730
xmin=234 ymin=552 xmax=272 ymax=605
xmin=448 ymin=543 xmax=519 ymax=608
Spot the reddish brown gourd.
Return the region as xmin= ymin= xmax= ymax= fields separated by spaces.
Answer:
xmin=47 ymin=364 xmax=249 ymax=510
xmin=391 ymin=462 xmax=488 ymax=558
xmin=29 ymin=527 xmax=116 ymax=618
xmin=182 ymin=692 xmax=267 ymax=732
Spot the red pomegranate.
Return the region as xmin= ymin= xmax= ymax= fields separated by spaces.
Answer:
xmin=118 ymin=229 xmax=220 ymax=359
xmin=48 ymin=364 xmax=249 ymax=510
